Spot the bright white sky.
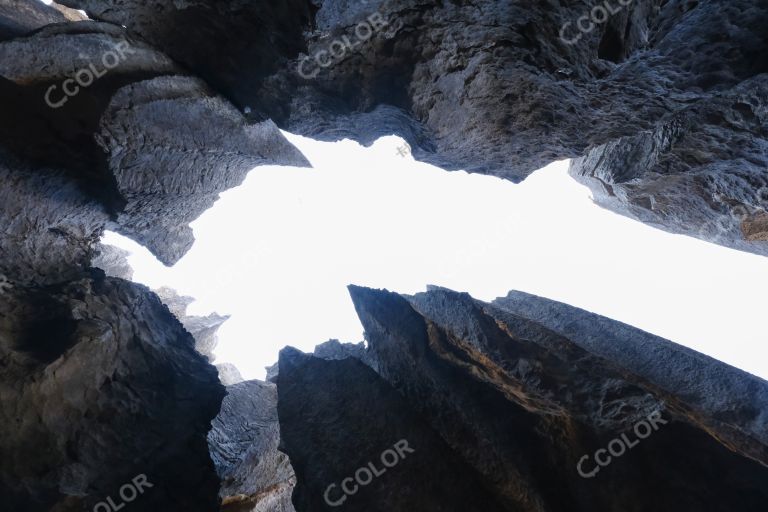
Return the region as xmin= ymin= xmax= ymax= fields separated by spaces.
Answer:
xmin=102 ymin=134 xmax=768 ymax=381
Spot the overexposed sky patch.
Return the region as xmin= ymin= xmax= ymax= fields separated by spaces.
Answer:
xmin=103 ymin=134 xmax=768 ymax=381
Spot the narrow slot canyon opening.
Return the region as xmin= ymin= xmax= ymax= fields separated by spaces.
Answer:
xmin=98 ymin=133 xmax=768 ymax=381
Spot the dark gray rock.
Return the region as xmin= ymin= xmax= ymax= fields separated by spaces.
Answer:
xmin=154 ymin=286 xmax=229 ymax=361
xmin=0 ymin=148 xmax=108 ymax=288
xmin=316 ymin=285 xmax=766 ymax=511
xmin=570 ymin=74 xmax=768 ymax=255
xmin=490 ymin=289 xmax=768 ymax=461
xmin=0 ymin=18 xmax=309 ymax=267
xmin=58 ymin=0 xmax=316 ymax=115
xmin=266 ymin=339 xmax=372 ymax=383
xmin=60 ymin=0 xmax=768 ymax=254
xmin=98 ymin=75 xmax=310 ymax=264
xmin=208 ymin=380 xmax=295 ymax=512
xmin=276 ymin=346 xmax=508 ymax=511
xmin=0 ymin=0 xmax=67 ymax=41
xmin=0 ymin=273 xmax=225 ymax=512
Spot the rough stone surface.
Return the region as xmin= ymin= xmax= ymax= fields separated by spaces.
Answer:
xmin=0 ymin=0 xmax=67 ymax=41
xmin=570 ymin=74 xmax=768 ymax=255
xmin=2 ymin=2 xmax=768 ymax=511
xmin=274 ymin=286 xmax=768 ymax=511
xmin=91 ymin=243 xmax=134 ymax=281
xmin=208 ymin=380 xmax=295 ymax=512
xmin=0 ymin=148 xmax=108 ymax=287
xmin=98 ymin=75 xmax=310 ymax=264
xmin=61 ymin=0 xmax=768 ymax=254
xmin=277 ymin=347 xmax=507 ymax=511
xmin=154 ymin=286 xmax=229 ymax=361
xmin=0 ymin=273 xmax=225 ymax=512
xmin=58 ymin=0 xmax=316 ymax=115
xmin=0 ymin=18 xmax=309 ymax=267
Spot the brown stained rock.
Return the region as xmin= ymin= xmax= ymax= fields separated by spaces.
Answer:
xmin=272 ymin=285 xmax=768 ymax=512
xmin=743 ymin=211 xmax=768 ymax=241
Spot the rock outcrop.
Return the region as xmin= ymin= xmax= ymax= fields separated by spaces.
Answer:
xmin=0 ymin=272 xmax=225 ymax=512
xmin=570 ymin=75 xmax=768 ymax=255
xmin=59 ymin=0 xmax=768 ymax=254
xmin=209 ymin=380 xmax=295 ymax=512
xmin=2 ymin=2 xmax=768 ymax=512
xmin=154 ymin=286 xmax=230 ymax=361
xmin=0 ymin=16 xmax=309 ymax=268
xmin=274 ymin=286 xmax=768 ymax=511
xmin=0 ymin=0 xmax=67 ymax=41
xmin=0 ymin=6 xmax=308 ymax=512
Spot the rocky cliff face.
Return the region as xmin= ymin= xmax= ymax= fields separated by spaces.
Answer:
xmin=59 ymin=0 xmax=768 ymax=254
xmin=570 ymin=74 xmax=768 ymax=255
xmin=208 ymin=380 xmax=295 ymax=512
xmin=274 ymin=286 xmax=768 ymax=511
xmin=0 ymin=5 xmax=304 ymax=511
xmin=0 ymin=273 xmax=225 ymax=512
xmin=2 ymin=1 xmax=768 ymax=512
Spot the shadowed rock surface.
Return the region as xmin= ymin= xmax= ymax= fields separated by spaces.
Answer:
xmin=266 ymin=339 xmax=373 ymax=382
xmin=277 ymin=346 xmax=508 ymax=511
xmin=58 ymin=0 xmax=316 ymax=115
xmin=0 ymin=0 xmax=67 ymax=40
xmin=155 ymin=286 xmax=230 ymax=361
xmin=273 ymin=286 xmax=768 ymax=511
xmin=2 ymin=2 xmax=768 ymax=511
xmin=0 ymin=17 xmax=309 ymax=268
xmin=0 ymin=273 xmax=225 ymax=512
xmin=60 ymin=0 xmax=768 ymax=254
xmin=493 ymin=288 xmax=768 ymax=447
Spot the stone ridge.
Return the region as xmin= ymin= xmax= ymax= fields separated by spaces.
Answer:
xmin=58 ymin=0 xmax=768 ymax=254
xmin=269 ymin=285 xmax=768 ymax=511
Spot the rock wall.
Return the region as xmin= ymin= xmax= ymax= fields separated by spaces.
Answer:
xmin=209 ymin=380 xmax=295 ymax=512
xmin=0 ymin=273 xmax=225 ymax=511
xmin=2 ymin=2 xmax=768 ymax=512
xmin=59 ymin=0 xmax=768 ymax=253
xmin=0 ymin=5 xmax=307 ymax=511
xmin=273 ymin=286 xmax=768 ymax=511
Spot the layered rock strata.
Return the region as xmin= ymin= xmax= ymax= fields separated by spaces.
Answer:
xmin=274 ymin=286 xmax=768 ymax=511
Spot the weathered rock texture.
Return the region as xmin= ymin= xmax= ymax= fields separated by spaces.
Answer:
xmin=155 ymin=286 xmax=229 ymax=361
xmin=91 ymin=243 xmax=134 ymax=281
xmin=209 ymin=380 xmax=295 ymax=512
xmin=277 ymin=347 xmax=507 ymax=512
xmin=3 ymin=1 xmax=768 ymax=511
xmin=61 ymin=0 xmax=768 ymax=253
xmin=275 ymin=286 xmax=768 ymax=511
xmin=0 ymin=15 xmax=309 ymax=268
xmin=0 ymin=272 xmax=225 ymax=512
xmin=571 ymin=74 xmax=768 ymax=255
xmin=0 ymin=0 xmax=67 ymax=41
xmin=0 ymin=5 xmax=307 ymax=512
